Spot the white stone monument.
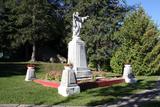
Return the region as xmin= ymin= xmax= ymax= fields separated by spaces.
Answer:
xmin=123 ymin=64 xmax=137 ymax=83
xmin=68 ymin=12 xmax=92 ymax=79
xmin=25 ymin=66 xmax=36 ymax=81
xmin=58 ymin=65 xmax=80 ymax=97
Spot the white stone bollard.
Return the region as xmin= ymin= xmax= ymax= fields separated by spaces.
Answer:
xmin=25 ymin=66 xmax=36 ymax=81
xmin=123 ymin=64 xmax=137 ymax=83
xmin=58 ymin=65 xmax=80 ymax=97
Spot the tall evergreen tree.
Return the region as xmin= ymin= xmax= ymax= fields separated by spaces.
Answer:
xmin=0 ymin=0 xmax=14 ymax=51
xmin=3 ymin=0 xmax=62 ymax=61
xmin=111 ymin=7 xmax=160 ymax=75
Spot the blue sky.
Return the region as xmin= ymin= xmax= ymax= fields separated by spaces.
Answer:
xmin=126 ymin=0 xmax=160 ymax=27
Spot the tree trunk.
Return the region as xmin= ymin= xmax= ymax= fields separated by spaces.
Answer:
xmin=31 ymin=42 xmax=36 ymax=62
xmin=97 ymin=63 xmax=101 ymax=71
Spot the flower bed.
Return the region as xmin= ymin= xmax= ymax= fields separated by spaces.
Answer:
xmin=45 ymin=71 xmax=62 ymax=81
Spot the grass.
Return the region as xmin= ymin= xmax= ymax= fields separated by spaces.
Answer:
xmin=0 ymin=63 xmax=159 ymax=106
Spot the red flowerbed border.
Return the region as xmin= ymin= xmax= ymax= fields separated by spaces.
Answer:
xmin=33 ymin=78 xmax=124 ymax=90
xmin=78 ymin=78 xmax=124 ymax=90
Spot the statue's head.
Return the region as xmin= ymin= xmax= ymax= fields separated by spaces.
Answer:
xmin=75 ymin=12 xmax=79 ymax=16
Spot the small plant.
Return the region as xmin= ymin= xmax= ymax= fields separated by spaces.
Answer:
xmin=27 ymin=64 xmax=36 ymax=68
xmin=92 ymin=71 xmax=107 ymax=80
xmin=45 ymin=71 xmax=62 ymax=81
xmin=125 ymin=59 xmax=131 ymax=65
xmin=64 ymin=63 xmax=73 ymax=67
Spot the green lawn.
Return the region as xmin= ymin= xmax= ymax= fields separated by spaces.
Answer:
xmin=0 ymin=63 xmax=159 ymax=106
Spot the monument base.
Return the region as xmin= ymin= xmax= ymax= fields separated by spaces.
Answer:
xmin=75 ymin=67 xmax=92 ymax=79
xmin=68 ymin=37 xmax=92 ymax=79
xmin=124 ymin=78 xmax=137 ymax=83
xmin=58 ymin=85 xmax=80 ymax=97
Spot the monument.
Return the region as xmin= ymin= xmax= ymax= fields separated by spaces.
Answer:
xmin=122 ymin=64 xmax=137 ymax=83
xmin=68 ymin=12 xmax=92 ymax=79
xmin=58 ymin=65 xmax=80 ymax=97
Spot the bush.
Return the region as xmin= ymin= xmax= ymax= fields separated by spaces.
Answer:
xmin=111 ymin=44 xmax=160 ymax=76
xmin=110 ymin=46 xmax=129 ymax=74
xmin=42 ymin=63 xmax=64 ymax=72
xmin=45 ymin=71 xmax=62 ymax=81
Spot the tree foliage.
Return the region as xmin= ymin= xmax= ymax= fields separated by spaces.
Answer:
xmin=111 ymin=8 xmax=160 ymax=75
xmin=0 ymin=0 xmax=64 ymax=61
xmin=0 ymin=0 xmax=13 ymax=50
xmin=64 ymin=0 xmax=132 ymax=70
xmin=0 ymin=0 xmax=159 ymax=76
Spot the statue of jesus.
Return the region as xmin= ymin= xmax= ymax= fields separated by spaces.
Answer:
xmin=72 ymin=12 xmax=89 ymax=38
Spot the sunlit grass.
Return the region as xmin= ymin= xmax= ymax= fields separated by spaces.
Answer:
xmin=0 ymin=63 xmax=159 ymax=106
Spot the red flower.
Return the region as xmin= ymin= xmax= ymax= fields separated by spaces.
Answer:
xmin=27 ymin=64 xmax=35 ymax=68
xmin=64 ymin=63 xmax=73 ymax=67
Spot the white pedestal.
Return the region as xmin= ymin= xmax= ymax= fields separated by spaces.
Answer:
xmin=25 ymin=67 xmax=36 ymax=81
xmin=58 ymin=85 xmax=80 ymax=97
xmin=58 ymin=66 xmax=80 ymax=97
xmin=68 ymin=37 xmax=92 ymax=79
xmin=123 ymin=64 xmax=137 ymax=83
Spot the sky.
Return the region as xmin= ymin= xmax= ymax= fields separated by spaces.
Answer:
xmin=126 ymin=0 xmax=160 ymax=27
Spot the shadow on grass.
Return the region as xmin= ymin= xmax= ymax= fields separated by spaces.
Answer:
xmin=0 ymin=64 xmax=41 ymax=77
xmin=121 ymin=90 xmax=160 ymax=107
xmin=0 ymin=64 xmax=26 ymax=77
xmin=86 ymin=79 xmax=159 ymax=106
xmin=139 ymin=101 xmax=160 ymax=107
xmin=53 ymin=95 xmax=83 ymax=106
xmin=48 ymin=79 xmax=159 ymax=106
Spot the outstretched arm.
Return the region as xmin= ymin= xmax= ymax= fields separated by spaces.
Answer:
xmin=81 ymin=16 xmax=89 ymax=22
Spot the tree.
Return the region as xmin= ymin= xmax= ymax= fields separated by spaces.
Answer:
xmin=3 ymin=0 xmax=63 ymax=61
xmin=111 ymin=7 xmax=160 ymax=75
xmin=0 ymin=2 xmax=6 ymax=50
xmin=0 ymin=0 xmax=14 ymax=51
xmin=64 ymin=0 xmax=132 ymax=70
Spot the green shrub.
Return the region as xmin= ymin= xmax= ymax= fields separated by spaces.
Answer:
xmin=111 ymin=44 xmax=160 ymax=75
xmin=42 ymin=63 xmax=64 ymax=72
xmin=110 ymin=46 xmax=130 ymax=74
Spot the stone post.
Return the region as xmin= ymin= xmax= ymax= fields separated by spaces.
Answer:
xmin=123 ymin=64 xmax=137 ymax=83
xmin=25 ymin=66 xmax=36 ymax=81
xmin=58 ymin=65 xmax=80 ymax=97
